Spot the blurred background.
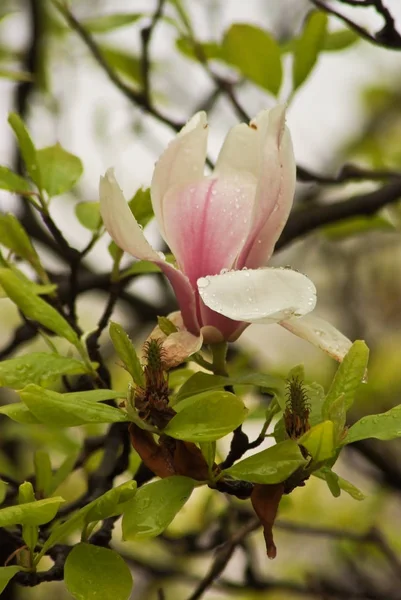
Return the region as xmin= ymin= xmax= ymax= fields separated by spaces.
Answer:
xmin=2 ymin=0 xmax=401 ymax=598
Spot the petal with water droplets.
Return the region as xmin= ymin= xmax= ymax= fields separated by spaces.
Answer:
xmin=197 ymin=267 xmax=316 ymax=324
xmin=280 ymin=314 xmax=352 ymax=362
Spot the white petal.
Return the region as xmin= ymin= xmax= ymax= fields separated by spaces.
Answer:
xmin=151 ymin=112 xmax=208 ymax=241
xmin=280 ymin=314 xmax=352 ymax=362
xmin=99 ymin=168 xmax=161 ymax=261
xmin=197 ymin=267 xmax=316 ymax=324
xmin=214 ymin=122 xmax=259 ymax=180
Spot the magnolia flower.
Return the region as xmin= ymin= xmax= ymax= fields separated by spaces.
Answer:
xmin=100 ymin=105 xmax=351 ymax=361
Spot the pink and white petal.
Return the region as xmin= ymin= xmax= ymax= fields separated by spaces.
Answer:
xmin=162 ymin=330 xmax=203 ymax=368
xmin=214 ymin=123 xmax=259 ymax=181
xmin=280 ymin=314 xmax=352 ymax=362
xmin=145 ymin=313 xmax=203 ymax=368
xmin=151 ymin=112 xmax=208 ymax=241
xmin=197 ymin=267 xmax=316 ymax=324
xmin=162 ymin=176 xmax=256 ymax=286
xmin=100 ymin=168 xmax=162 ymax=262
xmin=100 ymin=169 xmax=199 ymax=334
xmin=237 ymin=105 xmax=296 ymax=268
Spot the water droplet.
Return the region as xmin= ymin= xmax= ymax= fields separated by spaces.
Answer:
xmin=198 ymin=277 xmax=210 ymax=289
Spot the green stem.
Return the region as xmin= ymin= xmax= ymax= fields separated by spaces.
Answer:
xmin=210 ymin=342 xmax=228 ymax=376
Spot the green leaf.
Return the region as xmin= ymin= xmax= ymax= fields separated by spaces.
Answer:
xmin=293 ymin=11 xmax=328 ymax=91
xmin=0 ymin=567 xmax=21 ymax=594
xmin=0 ymin=353 xmax=90 ymax=389
xmin=0 ymin=69 xmax=32 ymax=82
xmin=100 ymin=46 xmax=142 ymax=86
xmin=325 ymin=393 xmax=347 ymax=444
xmin=8 ymin=113 xmax=40 ymax=187
xmin=122 ymin=476 xmax=194 ymax=539
xmin=323 ymin=29 xmax=359 ymax=51
xmin=157 ymin=316 xmax=178 ymax=335
xmin=109 ymin=322 xmax=144 ymax=386
xmin=0 ymin=479 xmax=7 ymax=504
xmin=322 ymin=215 xmax=394 ymax=240
xmin=120 ymin=260 xmax=161 ymax=279
xmin=224 ymin=440 xmax=307 ymax=484
xmin=0 ymin=268 xmax=79 ymax=345
xmin=49 ymin=451 xmax=80 ymax=494
xmin=164 ymin=391 xmax=247 ymax=442
xmin=85 ymin=481 xmax=137 ymax=524
xmin=0 ymin=213 xmax=41 ymax=271
xmin=75 ymin=202 xmax=101 ymax=231
xmin=0 ymin=496 xmax=64 ymax=527
xmin=322 ymin=341 xmax=369 ymax=416
xmin=128 ymin=187 xmax=154 ymax=227
xmin=175 ymin=371 xmax=285 ymax=404
xmin=314 ymin=467 xmax=365 ymax=500
xmin=199 ymin=441 xmax=216 ymax=470
xmin=222 ymin=24 xmax=282 ymax=95
xmin=82 ymin=12 xmax=143 ymax=33
xmin=298 ymin=420 xmax=335 ymax=462
xmin=34 ymin=450 xmax=53 ymax=498
xmin=175 ymin=37 xmax=222 ymax=62
xmin=36 ymin=144 xmax=83 ymax=196
xmin=0 ymin=403 xmax=40 ymax=424
xmin=341 ymin=405 xmax=401 ymax=445
xmin=40 ymin=482 xmax=136 ymax=556
xmin=65 ymin=543 xmax=133 ymax=600
xmin=0 ymin=166 xmax=31 ymax=193
xmin=18 ymin=384 xmax=127 ymax=427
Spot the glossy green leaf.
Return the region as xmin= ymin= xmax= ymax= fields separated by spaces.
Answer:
xmin=75 ymin=202 xmax=101 ymax=231
xmin=175 ymin=371 xmax=285 ymax=404
xmin=222 ymin=24 xmax=282 ymax=95
xmin=315 ymin=467 xmax=365 ymax=500
xmin=65 ymin=543 xmax=133 ymax=600
xmin=0 ymin=268 xmax=79 ymax=345
xmin=8 ymin=113 xmax=40 ymax=187
xmin=122 ymin=476 xmax=194 ymax=539
xmin=40 ymin=482 xmax=136 ymax=556
xmin=0 ymin=567 xmax=21 ymax=594
xmin=341 ymin=405 xmax=401 ymax=445
xmin=82 ymin=12 xmax=143 ymax=33
xmin=293 ymin=11 xmax=328 ymax=91
xmin=109 ymin=321 xmax=144 ymax=386
xmin=0 ymin=166 xmax=31 ymax=193
xmin=85 ymin=481 xmax=137 ymax=524
xmin=298 ymin=420 xmax=335 ymax=462
xmin=128 ymin=187 xmax=154 ymax=227
xmin=0 ymin=213 xmax=43 ymax=274
xmin=325 ymin=393 xmax=347 ymax=444
xmin=224 ymin=440 xmax=307 ymax=484
xmin=18 ymin=481 xmax=35 ymax=504
xmin=0 ymin=353 xmax=90 ymax=389
xmin=36 ymin=144 xmax=83 ymax=196
xmin=0 ymin=403 xmax=40 ymax=424
xmin=199 ymin=441 xmax=216 ymax=470
xmin=19 ymin=384 xmax=127 ymax=427
xmin=164 ymin=391 xmax=247 ymax=442
xmin=322 ymin=341 xmax=369 ymax=416
xmin=0 ymin=496 xmax=64 ymax=527
xmin=323 ymin=29 xmax=359 ymax=51
xmin=34 ymin=450 xmax=53 ymax=498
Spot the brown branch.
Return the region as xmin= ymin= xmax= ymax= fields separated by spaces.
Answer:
xmin=277 ymin=178 xmax=401 ymax=249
